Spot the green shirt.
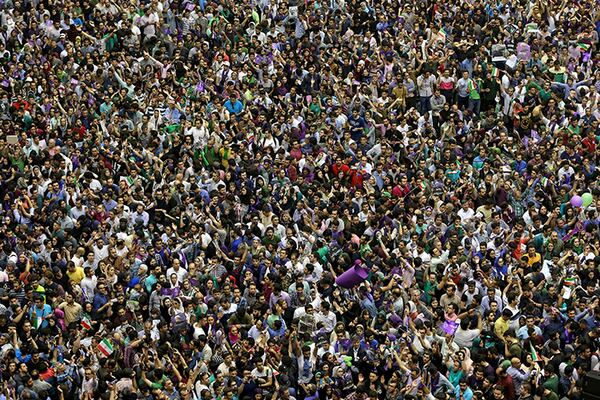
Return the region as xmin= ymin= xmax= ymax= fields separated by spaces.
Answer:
xmin=149 ymin=374 xmax=167 ymax=389
xmin=543 ymin=374 xmax=559 ymax=394
xmin=549 ymin=67 xmax=566 ymax=83
xmin=424 ymin=280 xmax=435 ymax=304
xmin=527 ymin=82 xmax=551 ymax=104
xmin=468 ymin=79 xmax=481 ymax=100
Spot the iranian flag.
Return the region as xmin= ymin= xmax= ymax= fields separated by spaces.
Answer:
xmin=81 ymin=316 xmax=92 ymax=330
xmin=32 ymin=316 xmax=43 ymax=330
xmin=530 ymin=342 xmax=539 ymax=362
xmin=468 ymin=79 xmax=478 ymax=93
xmin=578 ymin=43 xmax=591 ymax=52
xmin=98 ymin=338 xmax=114 ymax=357
xmin=437 ymin=28 xmax=447 ymax=42
xmin=563 ymin=277 xmax=577 ymax=286
xmin=525 ymin=23 xmax=539 ymax=33
xmin=490 ymin=66 xmax=499 ymax=78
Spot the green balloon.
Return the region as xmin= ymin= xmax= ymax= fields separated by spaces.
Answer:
xmin=582 ymin=192 xmax=593 ymax=207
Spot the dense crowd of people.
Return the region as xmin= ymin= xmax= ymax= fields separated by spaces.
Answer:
xmin=0 ymin=0 xmax=599 ymax=399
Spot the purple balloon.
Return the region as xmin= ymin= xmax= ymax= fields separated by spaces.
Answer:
xmin=440 ymin=320 xmax=458 ymax=335
xmin=571 ymin=195 xmax=583 ymax=208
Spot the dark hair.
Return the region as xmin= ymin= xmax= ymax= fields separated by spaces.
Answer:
xmin=460 ymin=318 xmax=470 ymax=330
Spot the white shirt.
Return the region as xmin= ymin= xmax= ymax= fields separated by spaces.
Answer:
xmin=13 ymin=207 xmax=33 ymax=225
xmin=457 ymin=207 xmax=475 ymax=222
xmin=316 ymin=310 xmax=337 ymax=333
xmin=130 ymin=210 xmax=149 ymax=226
xmin=417 ymin=74 xmax=436 ymax=97
xmin=93 ymin=244 xmax=109 ymax=267
xmin=166 ymin=266 xmax=188 ymax=283
xmin=453 ymin=325 xmax=480 ymax=348
xmin=251 ymin=366 xmax=272 ymax=380
xmin=70 ymin=205 xmax=87 ymax=220
xmin=217 ymin=361 xmax=235 ymax=376
xmin=293 ymin=307 xmax=309 ymax=320
xmin=80 ymin=275 xmax=98 ymax=302
xmin=186 ymin=125 xmax=210 ymax=148
xmin=141 ymin=12 xmax=159 ymax=37
xmin=72 ymin=254 xmax=85 ymax=268
xmin=248 ymin=325 xmax=270 ymax=341
xmin=0 ymin=343 xmax=14 ymax=359
xmin=195 ymin=383 xmax=209 ymax=400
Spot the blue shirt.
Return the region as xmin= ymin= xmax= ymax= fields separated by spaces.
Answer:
xmin=162 ymin=107 xmax=181 ymax=123
xmin=514 ymin=160 xmax=527 ymax=174
xmin=267 ymin=324 xmax=287 ymax=339
xmin=446 ymin=168 xmax=461 ymax=183
xmin=15 ymin=348 xmax=32 ymax=363
xmin=348 ymin=114 xmax=366 ymax=140
xmin=224 ymin=99 xmax=244 ymax=115
xmin=473 ymin=156 xmax=486 ymax=170
xmin=145 ymin=274 xmax=158 ymax=293
xmin=455 ymin=386 xmax=473 ymax=400
xmin=29 ymin=303 xmax=52 ymax=329
xmin=93 ymin=292 xmax=108 ymax=312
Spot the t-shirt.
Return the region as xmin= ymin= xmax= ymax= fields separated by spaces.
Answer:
xmin=66 ymin=266 xmax=85 ymax=284
xmin=468 ymin=79 xmax=481 ymax=100
xmin=458 ymin=208 xmax=475 ymax=222
xmin=29 ymin=303 xmax=53 ymax=329
xmin=525 ymin=252 xmax=541 ymax=267
xmin=439 ymin=76 xmax=455 ymax=90
xmin=251 ymin=366 xmax=272 ymax=381
xmin=494 ymin=317 xmax=510 ymax=338
xmin=543 ymin=374 xmax=559 ymax=394
xmin=58 ymin=302 xmax=83 ymax=325
xmin=454 ymin=325 xmax=481 ymax=348
xmin=457 ymin=77 xmax=470 ymax=97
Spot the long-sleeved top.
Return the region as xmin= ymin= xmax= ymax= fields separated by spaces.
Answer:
xmin=92 ymin=292 xmax=108 ymax=313
xmin=456 ymin=77 xmax=470 ymax=97
xmin=507 ymin=365 xmax=531 ymax=395
xmin=551 ymin=79 xmax=592 ymax=99
xmin=430 ymin=94 xmax=447 ymax=112
xmin=417 ymin=74 xmax=437 ymax=97
xmin=114 ymin=71 xmax=136 ymax=98
xmin=269 ymin=291 xmax=291 ymax=309
xmin=575 ymin=308 xmax=598 ymax=328
xmin=428 ymin=372 xmax=455 ymax=396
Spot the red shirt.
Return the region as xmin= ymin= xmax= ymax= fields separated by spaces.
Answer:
xmin=350 ymin=169 xmax=364 ymax=187
xmin=39 ymin=367 xmax=55 ymax=381
xmin=11 ymin=100 xmax=31 ymax=111
xmin=290 ymin=147 xmax=302 ymax=160
xmin=392 ymin=184 xmax=410 ymax=197
xmin=581 ymin=136 xmax=597 ymax=154
xmin=498 ymin=373 xmax=516 ymax=400
xmin=71 ymin=125 xmax=86 ymax=141
xmin=287 ymin=165 xmax=298 ymax=182
xmin=332 ymin=162 xmax=350 ymax=177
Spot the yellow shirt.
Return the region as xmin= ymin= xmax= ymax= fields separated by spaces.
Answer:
xmin=67 ymin=266 xmax=85 ymax=285
xmin=494 ymin=317 xmax=510 ymax=338
xmin=526 ymin=252 xmax=541 ymax=267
